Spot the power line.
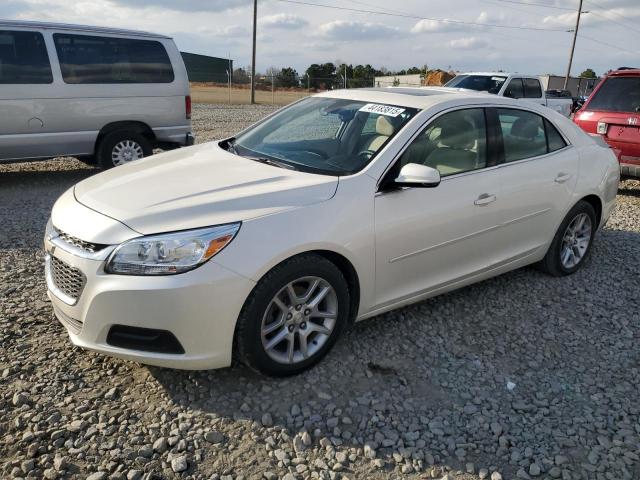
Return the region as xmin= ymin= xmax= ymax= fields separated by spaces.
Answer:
xmin=275 ymin=0 xmax=569 ymax=32
xmin=492 ymin=0 xmax=575 ymax=11
xmin=578 ymin=33 xmax=640 ymax=56
xmin=581 ymin=4 xmax=640 ymax=35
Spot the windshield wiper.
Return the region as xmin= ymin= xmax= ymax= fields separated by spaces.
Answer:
xmin=246 ymin=156 xmax=298 ymax=170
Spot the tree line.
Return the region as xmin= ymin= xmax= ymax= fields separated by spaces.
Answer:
xmin=231 ymin=62 xmax=429 ymax=89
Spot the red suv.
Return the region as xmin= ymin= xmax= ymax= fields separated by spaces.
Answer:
xmin=574 ymin=68 xmax=640 ymax=177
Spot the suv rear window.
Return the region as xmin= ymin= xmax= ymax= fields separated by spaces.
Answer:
xmin=587 ymin=77 xmax=640 ymax=113
xmin=0 ymin=30 xmax=52 ymax=84
xmin=53 ymin=33 xmax=174 ymax=84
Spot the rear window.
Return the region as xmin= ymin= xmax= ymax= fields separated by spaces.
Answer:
xmin=0 ymin=30 xmax=52 ymax=84
xmin=587 ymin=76 xmax=640 ymax=113
xmin=53 ymin=33 xmax=174 ymax=84
xmin=523 ymin=78 xmax=542 ymax=98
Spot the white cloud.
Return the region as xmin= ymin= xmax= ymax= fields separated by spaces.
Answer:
xmin=111 ymin=0 xmax=246 ymax=12
xmin=411 ymin=18 xmax=460 ymax=33
xmin=261 ymin=13 xmax=307 ymax=30
xmin=449 ymin=37 xmax=489 ymax=50
xmin=318 ymin=20 xmax=401 ymax=40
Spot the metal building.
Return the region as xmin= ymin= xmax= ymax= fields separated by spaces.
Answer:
xmin=180 ymin=52 xmax=232 ymax=83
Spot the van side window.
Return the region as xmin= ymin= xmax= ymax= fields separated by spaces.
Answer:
xmin=0 ymin=30 xmax=53 ymax=84
xmin=523 ymin=78 xmax=542 ymax=98
xmin=53 ymin=34 xmax=174 ymax=84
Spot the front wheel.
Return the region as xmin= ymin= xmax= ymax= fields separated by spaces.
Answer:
xmin=538 ymin=200 xmax=596 ymax=276
xmin=235 ymin=254 xmax=350 ymax=376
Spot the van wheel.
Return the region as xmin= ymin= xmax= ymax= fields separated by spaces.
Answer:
xmin=235 ymin=254 xmax=350 ymax=376
xmin=97 ymin=130 xmax=152 ymax=169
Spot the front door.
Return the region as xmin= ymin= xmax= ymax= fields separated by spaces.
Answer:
xmin=373 ymin=107 xmax=504 ymax=308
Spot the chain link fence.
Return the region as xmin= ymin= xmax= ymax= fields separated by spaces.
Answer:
xmin=190 ymin=73 xmax=377 ymax=106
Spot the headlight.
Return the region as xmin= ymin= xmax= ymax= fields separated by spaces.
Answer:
xmin=105 ymin=223 xmax=240 ymax=275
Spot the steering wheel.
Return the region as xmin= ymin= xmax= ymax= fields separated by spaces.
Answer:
xmin=302 ymin=148 xmax=329 ymax=160
xmin=355 ymin=150 xmax=374 ymax=161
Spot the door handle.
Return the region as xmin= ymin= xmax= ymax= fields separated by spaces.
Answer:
xmin=555 ymin=172 xmax=572 ymax=183
xmin=474 ymin=193 xmax=497 ymax=206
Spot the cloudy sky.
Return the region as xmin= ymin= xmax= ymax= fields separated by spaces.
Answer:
xmin=2 ymin=0 xmax=638 ymax=76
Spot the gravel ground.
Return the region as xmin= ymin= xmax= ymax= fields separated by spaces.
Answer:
xmin=1 ymin=104 xmax=639 ymax=480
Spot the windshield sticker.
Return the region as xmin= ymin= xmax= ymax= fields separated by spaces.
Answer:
xmin=359 ymin=103 xmax=406 ymax=117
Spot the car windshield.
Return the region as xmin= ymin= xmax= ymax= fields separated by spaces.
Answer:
xmin=445 ymin=74 xmax=507 ymax=94
xmin=587 ymin=77 xmax=640 ymax=113
xmin=229 ymin=97 xmax=419 ymax=176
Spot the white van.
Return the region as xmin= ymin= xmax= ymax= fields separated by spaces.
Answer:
xmin=0 ymin=20 xmax=194 ymax=168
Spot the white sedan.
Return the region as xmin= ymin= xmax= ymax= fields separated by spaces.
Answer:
xmin=45 ymin=88 xmax=619 ymax=376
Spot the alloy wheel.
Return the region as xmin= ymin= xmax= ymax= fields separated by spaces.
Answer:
xmin=261 ymin=276 xmax=338 ymax=365
xmin=560 ymin=212 xmax=592 ymax=269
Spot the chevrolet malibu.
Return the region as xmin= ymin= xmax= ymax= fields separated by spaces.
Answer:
xmin=45 ymin=88 xmax=619 ymax=376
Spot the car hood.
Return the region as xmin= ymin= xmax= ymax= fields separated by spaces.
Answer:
xmin=74 ymin=143 xmax=339 ymax=235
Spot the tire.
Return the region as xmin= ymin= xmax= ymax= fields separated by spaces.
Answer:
xmin=235 ymin=254 xmax=350 ymax=376
xmin=538 ymin=200 xmax=597 ymax=276
xmin=96 ymin=130 xmax=152 ymax=169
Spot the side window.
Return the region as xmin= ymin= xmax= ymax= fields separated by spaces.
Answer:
xmin=523 ymin=78 xmax=542 ymax=98
xmin=506 ymin=78 xmax=524 ymax=98
xmin=498 ymin=109 xmax=550 ymax=162
xmin=545 ymin=119 xmax=567 ymax=152
xmin=0 ymin=30 xmax=52 ymax=84
xmin=399 ymin=108 xmax=487 ymax=177
xmin=53 ymin=33 xmax=174 ymax=84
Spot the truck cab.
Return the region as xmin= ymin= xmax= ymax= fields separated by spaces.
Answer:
xmin=445 ymin=72 xmax=573 ymax=117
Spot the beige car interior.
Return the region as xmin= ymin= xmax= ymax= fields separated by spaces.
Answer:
xmin=400 ymin=110 xmax=486 ymax=176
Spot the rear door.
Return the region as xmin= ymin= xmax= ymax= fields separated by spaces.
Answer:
xmin=0 ymin=29 xmax=55 ymax=161
xmin=523 ymin=78 xmax=546 ymax=107
xmin=581 ymin=76 xmax=640 ymax=162
xmin=490 ymin=107 xmax=578 ymax=262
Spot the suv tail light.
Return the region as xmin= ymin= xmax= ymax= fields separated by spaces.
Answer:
xmin=185 ymin=95 xmax=192 ymax=120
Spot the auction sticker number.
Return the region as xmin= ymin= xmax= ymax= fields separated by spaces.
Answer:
xmin=359 ymin=103 xmax=406 ymax=117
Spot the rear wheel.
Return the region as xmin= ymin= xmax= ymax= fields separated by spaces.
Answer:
xmin=538 ymin=200 xmax=596 ymax=276
xmin=235 ymin=254 xmax=350 ymax=376
xmin=97 ymin=130 xmax=152 ymax=169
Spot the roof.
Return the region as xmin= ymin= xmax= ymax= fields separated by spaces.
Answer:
xmin=455 ymin=72 xmax=540 ymax=79
xmin=0 ymin=19 xmax=171 ymax=39
xmin=317 ymin=86 xmax=504 ymax=110
xmin=608 ymin=69 xmax=640 ymax=77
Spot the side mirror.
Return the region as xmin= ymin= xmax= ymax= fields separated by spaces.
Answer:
xmin=395 ymin=163 xmax=441 ymax=188
xmin=504 ymin=88 xmax=514 ymax=98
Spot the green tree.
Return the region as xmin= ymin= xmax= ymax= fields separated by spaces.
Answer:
xmin=278 ymin=67 xmax=299 ymax=87
xmin=305 ymin=63 xmax=336 ymax=89
xmin=580 ymin=68 xmax=597 ymax=78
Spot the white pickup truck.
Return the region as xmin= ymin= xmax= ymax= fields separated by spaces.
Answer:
xmin=444 ymin=72 xmax=573 ymax=117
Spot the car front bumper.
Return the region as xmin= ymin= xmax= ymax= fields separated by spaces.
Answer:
xmin=44 ymin=220 xmax=255 ymax=370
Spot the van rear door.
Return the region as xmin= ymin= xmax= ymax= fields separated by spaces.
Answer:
xmin=0 ymin=29 xmax=55 ymax=161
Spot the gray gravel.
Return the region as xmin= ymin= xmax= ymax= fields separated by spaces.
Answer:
xmin=1 ymin=103 xmax=639 ymax=480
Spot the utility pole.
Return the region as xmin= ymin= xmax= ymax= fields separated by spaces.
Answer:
xmin=563 ymin=0 xmax=583 ymax=89
xmin=344 ymin=64 xmax=347 ymax=89
xmin=250 ymin=0 xmax=257 ymax=104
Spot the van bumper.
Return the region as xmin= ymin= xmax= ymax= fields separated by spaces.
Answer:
xmin=153 ymin=125 xmax=194 ymax=147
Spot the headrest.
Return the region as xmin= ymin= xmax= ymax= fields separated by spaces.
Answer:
xmin=376 ymin=116 xmax=395 ymax=137
xmin=439 ymin=118 xmax=476 ymax=149
xmin=511 ymin=117 xmax=540 ymax=139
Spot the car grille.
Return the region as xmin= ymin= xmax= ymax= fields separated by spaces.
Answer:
xmin=50 ymin=256 xmax=86 ymax=302
xmin=55 ymin=228 xmax=107 ymax=254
